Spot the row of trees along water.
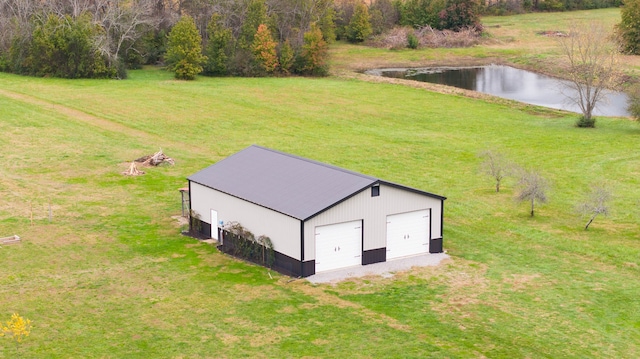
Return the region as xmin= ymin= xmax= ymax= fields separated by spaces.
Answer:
xmin=0 ymin=0 xmax=635 ymax=80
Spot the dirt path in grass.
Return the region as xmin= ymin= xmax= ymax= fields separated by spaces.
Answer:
xmin=287 ymin=279 xmax=412 ymax=332
xmin=0 ymin=88 xmax=211 ymax=155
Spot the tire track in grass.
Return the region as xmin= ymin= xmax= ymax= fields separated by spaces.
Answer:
xmin=286 ymin=279 xmax=411 ymax=333
xmin=0 ymin=88 xmax=213 ymax=157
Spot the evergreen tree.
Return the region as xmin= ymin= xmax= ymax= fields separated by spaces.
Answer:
xmin=238 ymin=0 xmax=268 ymax=50
xmin=400 ymin=0 xmax=446 ymax=29
xmin=298 ymin=23 xmax=329 ymax=76
xmin=438 ymin=0 xmax=481 ymax=31
xmin=165 ymin=15 xmax=206 ymax=80
xmin=204 ymin=14 xmax=233 ymax=76
xmin=346 ymin=2 xmax=373 ymax=43
xmin=618 ymin=0 xmax=640 ymax=54
xmin=318 ymin=5 xmax=337 ymax=43
xmin=279 ymin=40 xmax=294 ymax=75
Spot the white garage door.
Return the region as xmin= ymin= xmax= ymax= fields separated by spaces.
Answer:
xmin=386 ymin=210 xmax=430 ymax=260
xmin=315 ymin=220 xmax=362 ymax=273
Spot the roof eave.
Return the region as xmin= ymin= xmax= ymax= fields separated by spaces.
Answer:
xmin=302 ymin=181 xmax=376 ymax=222
xmin=378 ymin=180 xmax=447 ymax=200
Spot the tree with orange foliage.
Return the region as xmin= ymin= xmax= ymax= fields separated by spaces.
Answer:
xmin=251 ymin=24 xmax=279 ymax=75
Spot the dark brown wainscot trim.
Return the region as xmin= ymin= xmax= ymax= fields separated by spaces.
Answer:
xmin=430 ymin=238 xmax=443 ymax=253
xmin=363 ymin=247 xmax=386 ymax=265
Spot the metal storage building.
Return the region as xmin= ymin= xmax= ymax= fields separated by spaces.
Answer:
xmin=187 ymin=145 xmax=446 ymax=277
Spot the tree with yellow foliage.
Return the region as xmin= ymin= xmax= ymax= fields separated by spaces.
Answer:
xmin=1 ymin=313 xmax=33 ymax=352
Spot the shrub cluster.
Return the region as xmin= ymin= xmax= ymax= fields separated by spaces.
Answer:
xmin=334 ymin=0 xmax=482 ymax=43
xmin=1 ymin=14 xmax=115 ymax=78
xmin=222 ymin=222 xmax=275 ymax=269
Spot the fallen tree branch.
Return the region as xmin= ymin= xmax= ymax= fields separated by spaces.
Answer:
xmin=122 ymin=161 xmax=145 ymax=176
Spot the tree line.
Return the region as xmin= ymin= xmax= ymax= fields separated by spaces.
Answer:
xmin=0 ymin=0 xmax=634 ymax=80
xmin=482 ymin=0 xmax=621 ymax=15
xmin=0 ymin=0 xmax=482 ymax=79
xmin=0 ymin=0 xmax=336 ymax=78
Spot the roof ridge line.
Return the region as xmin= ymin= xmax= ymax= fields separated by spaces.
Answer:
xmin=251 ymin=144 xmax=378 ymax=181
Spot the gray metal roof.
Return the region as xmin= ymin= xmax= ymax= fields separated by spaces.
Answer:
xmin=188 ymin=145 xmax=445 ymax=220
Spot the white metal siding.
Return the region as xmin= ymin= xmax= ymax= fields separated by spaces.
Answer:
xmin=315 ymin=220 xmax=362 ymax=272
xmin=386 ymin=210 xmax=430 ymax=260
xmin=304 ymin=184 xmax=443 ymax=261
xmin=190 ymin=182 xmax=301 ymax=260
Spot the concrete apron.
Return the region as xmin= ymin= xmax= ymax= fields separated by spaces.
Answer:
xmin=306 ymin=252 xmax=449 ymax=284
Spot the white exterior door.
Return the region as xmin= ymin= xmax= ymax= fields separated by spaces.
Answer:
xmin=315 ymin=220 xmax=362 ymax=273
xmin=386 ymin=210 xmax=430 ymax=260
xmin=210 ymin=209 xmax=219 ymax=240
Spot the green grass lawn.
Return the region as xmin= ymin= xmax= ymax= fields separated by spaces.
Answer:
xmin=1 ymin=9 xmax=640 ymax=358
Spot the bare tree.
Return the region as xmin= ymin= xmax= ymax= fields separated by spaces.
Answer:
xmin=267 ymin=0 xmax=333 ymax=45
xmin=478 ymin=149 xmax=511 ymax=192
xmin=557 ymin=21 xmax=624 ymax=127
xmin=92 ymin=0 xmax=159 ymax=70
xmin=0 ymin=0 xmax=40 ymax=60
xmin=1 ymin=0 xmax=160 ymax=75
xmin=577 ymin=183 xmax=612 ymax=230
xmin=516 ymin=169 xmax=548 ymax=217
xmin=0 ymin=0 xmax=40 ymax=21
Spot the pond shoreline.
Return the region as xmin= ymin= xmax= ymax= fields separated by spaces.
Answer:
xmin=336 ymin=63 xmax=570 ymax=118
xmin=364 ymin=65 xmax=630 ymax=117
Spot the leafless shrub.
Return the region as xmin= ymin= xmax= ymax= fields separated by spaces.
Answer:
xmin=576 ymin=183 xmax=612 ymax=230
xmin=367 ymin=26 xmax=412 ymax=49
xmin=223 ymin=221 xmax=256 ymax=241
xmin=222 ymin=222 xmax=274 ymax=268
xmin=417 ymin=26 xmax=481 ymax=48
xmin=516 ymin=169 xmax=549 ymax=217
xmin=478 ymin=150 xmax=513 ymax=192
xmin=189 ymin=209 xmax=202 ymax=236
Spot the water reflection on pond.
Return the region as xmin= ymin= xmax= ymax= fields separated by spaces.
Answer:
xmin=366 ymin=65 xmax=630 ymax=117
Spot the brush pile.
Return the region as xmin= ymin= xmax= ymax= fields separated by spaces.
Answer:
xmin=122 ymin=161 xmax=145 ymax=176
xmin=368 ymin=26 xmax=481 ymax=50
xmin=122 ymin=149 xmax=175 ymax=176
xmin=135 ymin=149 xmax=175 ymax=166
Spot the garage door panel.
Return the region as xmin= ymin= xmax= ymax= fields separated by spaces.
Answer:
xmin=315 ymin=220 xmax=362 ymax=273
xmin=386 ymin=210 xmax=430 ymax=260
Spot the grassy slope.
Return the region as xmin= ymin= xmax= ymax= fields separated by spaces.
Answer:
xmin=1 ymin=9 xmax=639 ymax=358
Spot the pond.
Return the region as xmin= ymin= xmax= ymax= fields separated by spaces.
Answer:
xmin=366 ymin=65 xmax=630 ymax=117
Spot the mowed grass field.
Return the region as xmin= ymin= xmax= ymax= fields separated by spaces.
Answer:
xmin=1 ymin=9 xmax=639 ymax=358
